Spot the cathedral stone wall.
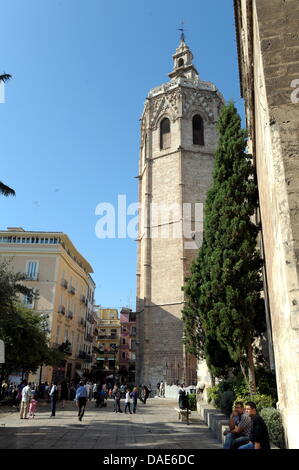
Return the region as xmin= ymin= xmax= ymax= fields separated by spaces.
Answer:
xmin=235 ymin=0 xmax=299 ymax=448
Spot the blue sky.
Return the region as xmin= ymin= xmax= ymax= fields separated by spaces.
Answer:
xmin=0 ymin=0 xmax=244 ymax=309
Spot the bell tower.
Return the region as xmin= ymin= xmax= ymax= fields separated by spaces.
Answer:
xmin=136 ymin=37 xmax=224 ymax=389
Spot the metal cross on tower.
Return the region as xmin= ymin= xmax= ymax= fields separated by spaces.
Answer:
xmin=178 ymin=21 xmax=185 ymax=42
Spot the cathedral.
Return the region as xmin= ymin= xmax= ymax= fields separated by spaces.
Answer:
xmin=135 ymin=36 xmax=224 ymax=388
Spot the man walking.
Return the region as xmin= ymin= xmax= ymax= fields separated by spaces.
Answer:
xmin=49 ymin=381 xmax=58 ymax=417
xmin=238 ymin=401 xmax=271 ymax=450
xmin=19 ymin=381 xmax=32 ymax=419
xmin=75 ymin=381 xmax=88 ymax=421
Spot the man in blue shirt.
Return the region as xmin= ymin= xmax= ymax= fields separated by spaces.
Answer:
xmin=75 ymin=381 xmax=88 ymax=421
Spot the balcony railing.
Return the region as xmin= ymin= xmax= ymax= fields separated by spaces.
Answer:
xmin=67 ymin=311 xmax=73 ymax=319
xmin=61 ymin=279 xmax=68 ymax=289
xmin=58 ymin=305 xmax=66 ymax=315
xmin=25 ymin=274 xmax=39 ymax=281
xmin=85 ymin=333 xmax=93 ymax=343
xmin=85 ymin=354 xmax=92 ymax=363
xmin=98 ymin=335 xmax=117 ymax=340
xmin=78 ymin=350 xmax=86 ymax=360
xmin=68 ymin=286 xmax=75 ymax=295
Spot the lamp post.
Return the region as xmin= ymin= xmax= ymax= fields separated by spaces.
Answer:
xmin=111 ymin=344 xmax=118 ymax=386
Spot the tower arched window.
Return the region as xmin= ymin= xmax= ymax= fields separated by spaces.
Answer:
xmin=178 ymin=58 xmax=184 ymax=67
xmin=160 ymin=118 xmax=171 ymax=150
xmin=192 ymin=114 xmax=204 ymax=145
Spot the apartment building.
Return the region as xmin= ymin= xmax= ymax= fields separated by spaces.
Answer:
xmin=0 ymin=227 xmax=96 ymax=384
xmin=95 ymin=308 xmax=120 ymax=383
xmin=119 ymin=308 xmax=136 ymax=384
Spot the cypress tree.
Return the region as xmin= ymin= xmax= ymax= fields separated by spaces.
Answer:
xmin=183 ymin=102 xmax=266 ymax=393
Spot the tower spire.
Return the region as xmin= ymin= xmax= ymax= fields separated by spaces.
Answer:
xmin=168 ymin=30 xmax=199 ymax=81
xmin=178 ymin=21 xmax=185 ymax=42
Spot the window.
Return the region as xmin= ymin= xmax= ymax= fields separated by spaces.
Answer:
xmin=178 ymin=58 xmax=184 ymax=67
xmin=160 ymin=117 xmax=171 ymax=150
xmin=122 ymin=339 xmax=126 ymax=345
xmin=26 ymin=261 xmax=38 ymax=280
xmin=122 ymin=353 xmax=126 ymax=359
xmin=192 ymin=114 xmax=204 ymax=145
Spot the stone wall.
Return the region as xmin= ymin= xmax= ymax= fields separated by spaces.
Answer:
xmin=235 ymin=0 xmax=299 ymax=448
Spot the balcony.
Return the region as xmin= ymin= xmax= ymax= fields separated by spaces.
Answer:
xmin=85 ymin=354 xmax=92 ymax=363
xmin=80 ymin=294 xmax=87 ymax=304
xmin=67 ymin=311 xmax=73 ymax=319
xmin=98 ymin=335 xmax=117 ymax=340
xmin=25 ymin=274 xmax=39 ymax=281
xmin=85 ymin=333 xmax=93 ymax=343
xmin=64 ymin=347 xmax=72 ymax=356
xmin=68 ymin=286 xmax=75 ymax=295
xmin=78 ymin=318 xmax=86 ymax=327
xmin=61 ymin=279 xmax=68 ymax=289
xmin=78 ymin=350 xmax=86 ymax=360
xmin=58 ymin=305 xmax=66 ymax=315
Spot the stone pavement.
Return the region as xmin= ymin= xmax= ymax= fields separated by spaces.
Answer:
xmin=0 ymin=398 xmax=221 ymax=449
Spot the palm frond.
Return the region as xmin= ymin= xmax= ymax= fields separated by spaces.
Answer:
xmin=0 ymin=181 xmax=16 ymax=197
xmin=0 ymin=73 xmax=12 ymax=83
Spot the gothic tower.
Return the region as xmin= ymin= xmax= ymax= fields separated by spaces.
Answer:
xmin=136 ymin=37 xmax=224 ymax=388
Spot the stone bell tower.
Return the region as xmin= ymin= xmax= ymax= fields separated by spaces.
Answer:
xmin=135 ymin=36 xmax=224 ymax=389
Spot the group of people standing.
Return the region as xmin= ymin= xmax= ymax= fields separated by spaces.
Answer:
xmin=12 ymin=379 xmax=152 ymax=421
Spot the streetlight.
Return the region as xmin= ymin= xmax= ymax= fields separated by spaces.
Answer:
xmin=111 ymin=344 xmax=118 ymax=386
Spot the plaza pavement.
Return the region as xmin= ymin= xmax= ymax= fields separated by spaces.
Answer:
xmin=0 ymin=397 xmax=221 ymax=449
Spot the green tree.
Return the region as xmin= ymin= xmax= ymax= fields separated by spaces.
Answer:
xmin=0 ymin=260 xmax=65 ymax=382
xmin=0 ymin=73 xmax=15 ymax=197
xmin=183 ymin=103 xmax=266 ymax=393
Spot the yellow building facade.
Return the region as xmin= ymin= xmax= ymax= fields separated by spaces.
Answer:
xmin=0 ymin=227 xmax=96 ymax=384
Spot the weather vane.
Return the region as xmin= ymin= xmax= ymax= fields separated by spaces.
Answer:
xmin=178 ymin=21 xmax=185 ymax=42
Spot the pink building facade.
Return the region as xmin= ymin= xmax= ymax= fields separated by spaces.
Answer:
xmin=119 ymin=308 xmax=136 ymax=384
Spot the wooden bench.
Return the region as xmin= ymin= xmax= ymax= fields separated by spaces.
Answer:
xmin=174 ymin=407 xmax=191 ymax=424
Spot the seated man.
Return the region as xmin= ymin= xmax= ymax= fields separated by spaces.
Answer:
xmin=223 ymin=402 xmax=252 ymax=449
xmin=238 ymin=401 xmax=271 ymax=450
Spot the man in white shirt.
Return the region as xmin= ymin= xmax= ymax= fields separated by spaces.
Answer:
xmin=20 ymin=381 xmax=32 ymax=419
xmin=85 ymin=382 xmax=91 ymax=401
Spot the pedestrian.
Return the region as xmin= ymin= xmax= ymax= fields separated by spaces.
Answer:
xmin=60 ymin=380 xmax=69 ymax=408
xmin=156 ymin=381 xmax=160 ymax=397
xmin=19 ymin=381 xmax=32 ymax=419
xmin=29 ymin=390 xmax=38 ymax=418
xmin=113 ymin=388 xmax=123 ymax=413
xmin=159 ymin=381 xmax=165 ymax=398
xmin=141 ymin=385 xmax=150 ymax=404
xmin=16 ymin=380 xmax=25 ymax=412
xmin=85 ymin=381 xmax=92 ymax=401
xmin=49 ymin=381 xmax=58 ymax=417
xmin=93 ymin=383 xmax=97 ymax=401
xmin=44 ymin=381 xmax=50 ymax=402
xmin=75 ymin=381 xmax=88 ymax=421
xmin=125 ymin=388 xmax=132 ymax=414
xmin=178 ymin=384 xmax=187 ymax=409
xmin=1 ymin=381 xmax=8 ymax=399
xmin=131 ymin=386 xmax=138 ymax=414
